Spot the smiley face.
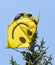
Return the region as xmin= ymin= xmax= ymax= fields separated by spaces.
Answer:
xmin=6 ymin=13 xmax=39 ymax=48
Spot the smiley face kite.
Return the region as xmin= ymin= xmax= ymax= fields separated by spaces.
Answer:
xmin=6 ymin=13 xmax=39 ymax=48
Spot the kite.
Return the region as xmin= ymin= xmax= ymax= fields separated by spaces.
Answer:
xmin=6 ymin=13 xmax=39 ymax=48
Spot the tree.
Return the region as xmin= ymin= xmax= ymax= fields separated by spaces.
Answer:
xmin=10 ymin=30 xmax=52 ymax=65
xmin=10 ymin=56 xmax=19 ymax=65
xmin=21 ymin=30 xmax=52 ymax=65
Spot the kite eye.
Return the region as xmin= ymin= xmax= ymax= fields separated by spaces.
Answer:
xmin=27 ymin=30 xmax=32 ymax=36
xmin=19 ymin=37 xmax=26 ymax=43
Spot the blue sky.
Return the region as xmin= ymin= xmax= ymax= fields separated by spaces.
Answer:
xmin=0 ymin=0 xmax=55 ymax=65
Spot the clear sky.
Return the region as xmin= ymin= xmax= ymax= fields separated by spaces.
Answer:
xmin=0 ymin=0 xmax=55 ymax=65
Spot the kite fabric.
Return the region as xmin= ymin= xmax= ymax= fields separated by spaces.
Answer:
xmin=6 ymin=13 xmax=39 ymax=48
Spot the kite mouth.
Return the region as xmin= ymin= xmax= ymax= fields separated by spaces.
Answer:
xmin=12 ymin=23 xmax=29 ymax=39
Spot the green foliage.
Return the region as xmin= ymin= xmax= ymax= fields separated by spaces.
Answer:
xmin=10 ymin=56 xmax=19 ymax=65
xmin=10 ymin=30 xmax=52 ymax=65
xmin=21 ymin=31 xmax=52 ymax=65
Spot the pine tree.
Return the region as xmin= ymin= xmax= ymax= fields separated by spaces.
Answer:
xmin=10 ymin=30 xmax=52 ymax=65
xmin=21 ymin=30 xmax=52 ymax=65
xmin=10 ymin=56 xmax=19 ymax=65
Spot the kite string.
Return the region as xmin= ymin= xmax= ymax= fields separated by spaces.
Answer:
xmin=38 ymin=11 xmax=41 ymax=21
xmin=11 ymin=48 xmax=22 ymax=53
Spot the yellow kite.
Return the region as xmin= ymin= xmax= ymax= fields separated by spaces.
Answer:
xmin=6 ymin=13 xmax=39 ymax=48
